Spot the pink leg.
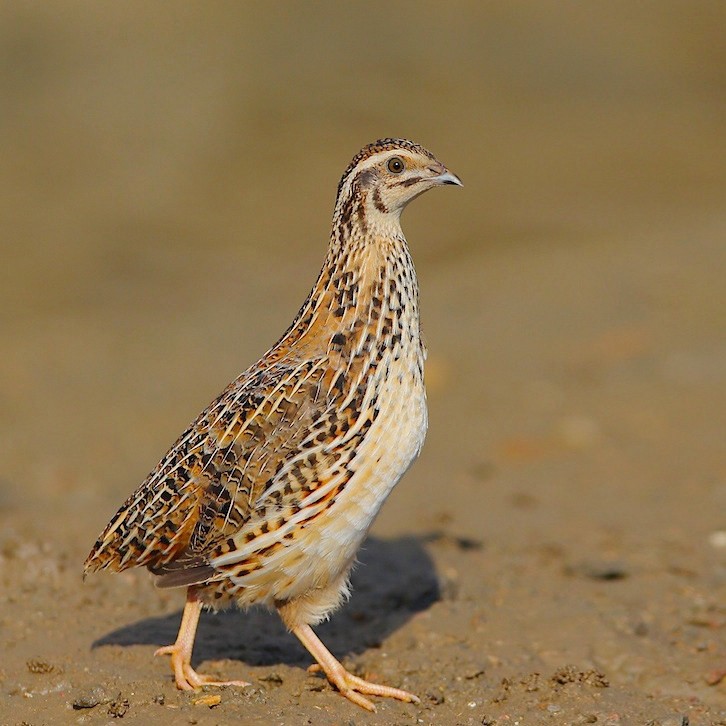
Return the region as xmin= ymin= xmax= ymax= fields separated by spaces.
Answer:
xmin=155 ymin=588 xmax=250 ymax=690
xmin=293 ymin=623 xmax=419 ymax=712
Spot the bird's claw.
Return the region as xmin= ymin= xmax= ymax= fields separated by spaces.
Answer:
xmin=154 ymin=644 xmax=250 ymax=691
xmin=326 ymin=667 xmax=419 ymax=712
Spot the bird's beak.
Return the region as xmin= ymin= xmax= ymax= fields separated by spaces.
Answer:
xmin=428 ymin=163 xmax=463 ymax=187
xmin=436 ymin=170 xmax=463 ymax=186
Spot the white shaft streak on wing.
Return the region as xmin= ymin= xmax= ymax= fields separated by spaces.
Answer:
xmin=191 ymin=361 xmax=304 ymax=490
xmin=373 ymin=276 xmax=390 ymax=341
xmin=105 ymin=404 xmax=225 ymax=557
xmin=260 ymin=430 xmax=343 ymax=510
xmin=205 ymin=357 xmax=297 ymax=449
xmin=330 ymin=362 xmax=375 ymax=426
xmin=218 ymin=357 xmax=328 ymax=526
xmin=253 ymin=413 xmax=334 ymax=508
xmin=336 ymin=379 xmax=378 ymax=447
xmin=132 ymin=489 xmax=181 ymax=544
xmin=296 ymin=464 xmax=349 ymax=509
xmin=295 ymin=301 xmax=324 ymax=342
xmin=313 ymin=368 xmax=325 ymax=404
xmin=210 ymin=472 xmax=348 ymax=571
xmin=352 ymin=273 xmax=381 ymax=383
xmin=324 ymin=295 xmax=370 ymax=401
xmin=255 ymin=378 xmax=356 ymax=503
xmin=350 ymin=324 xmax=369 ymax=360
xmin=255 ymin=375 xmax=375 ymax=515
xmin=322 ymin=305 xmax=341 ymax=359
xmin=220 ymin=439 xmax=263 ymax=535
xmin=341 ymin=272 xmax=368 ymax=383
xmin=96 ymin=436 xmax=205 ymax=552
xmin=214 ymin=374 xmax=300 ymax=529
xmin=275 ymin=281 xmax=329 ymax=354
xmin=270 ymin=268 xmax=327 ymax=352
xmin=120 ymin=497 xmax=197 ymax=567
xmin=149 ymin=439 xmax=206 ymax=488
xmin=287 ymin=357 xmax=328 ymax=400
xmin=200 ymin=358 xmax=325 ymax=501
xmin=147 ymin=396 xmax=227 ymax=489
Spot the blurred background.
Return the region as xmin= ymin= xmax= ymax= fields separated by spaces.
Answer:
xmin=1 ymin=0 xmax=724 ymax=556
xmin=1 ymin=2 xmax=725 ymax=721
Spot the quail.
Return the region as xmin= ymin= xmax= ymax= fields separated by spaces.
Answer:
xmin=85 ymin=138 xmax=461 ymax=711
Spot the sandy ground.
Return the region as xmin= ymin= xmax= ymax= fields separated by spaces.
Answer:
xmin=1 ymin=4 xmax=725 ymax=724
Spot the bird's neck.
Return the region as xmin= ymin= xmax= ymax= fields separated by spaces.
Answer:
xmin=330 ymin=182 xmax=404 ymax=246
xmin=276 ymin=213 xmax=420 ymax=362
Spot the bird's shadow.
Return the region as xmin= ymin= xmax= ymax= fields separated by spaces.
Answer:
xmin=92 ymin=535 xmax=440 ymax=668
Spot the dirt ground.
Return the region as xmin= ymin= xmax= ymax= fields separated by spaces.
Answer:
xmin=1 ymin=3 xmax=725 ymax=725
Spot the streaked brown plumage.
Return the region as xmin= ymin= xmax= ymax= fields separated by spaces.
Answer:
xmin=84 ymin=138 xmax=461 ymax=711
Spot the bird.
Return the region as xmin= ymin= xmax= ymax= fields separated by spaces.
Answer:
xmin=84 ymin=138 xmax=461 ymax=712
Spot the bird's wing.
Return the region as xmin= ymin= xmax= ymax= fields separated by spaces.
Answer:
xmin=83 ymin=355 xmax=335 ymax=577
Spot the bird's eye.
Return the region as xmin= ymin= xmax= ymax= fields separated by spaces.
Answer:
xmin=387 ymin=157 xmax=405 ymax=174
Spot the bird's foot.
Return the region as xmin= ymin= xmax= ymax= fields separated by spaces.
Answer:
xmin=154 ymin=644 xmax=250 ymax=691
xmin=308 ymin=663 xmax=419 ymax=712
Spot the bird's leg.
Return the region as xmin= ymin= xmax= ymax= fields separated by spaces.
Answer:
xmin=154 ymin=588 xmax=250 ymax=690
xmin=292 ymin=623 xmax=419 ymax=712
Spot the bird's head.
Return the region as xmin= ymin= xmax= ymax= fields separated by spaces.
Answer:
xmin=334 ymin=138 xmax=462 ymax=235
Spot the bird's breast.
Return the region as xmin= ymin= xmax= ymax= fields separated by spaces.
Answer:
xmin=301 ymin=341 xmax=428 ymax=564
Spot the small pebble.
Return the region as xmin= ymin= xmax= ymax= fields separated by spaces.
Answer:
xmin=566 ymin=560 xmax=629 ymax=581
xmin=26 ymin=658 xmax=54 ymax=674
xmin=107 ymin=694 xmax=129 ymax=718
xmin=260 ymin=671 xmax=284 ymax=685
xmin=464 ymin=668 xmax=486 ymax=680
xmin=193 ymin=694 xmax=222 ymax=708
xmin=661 ymin=717 xmax=689 ymax=726
xmin=72 ymin=686 xmax=109 ymax=710
xmin=705 ymin=668 xmax=726 ymax=686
